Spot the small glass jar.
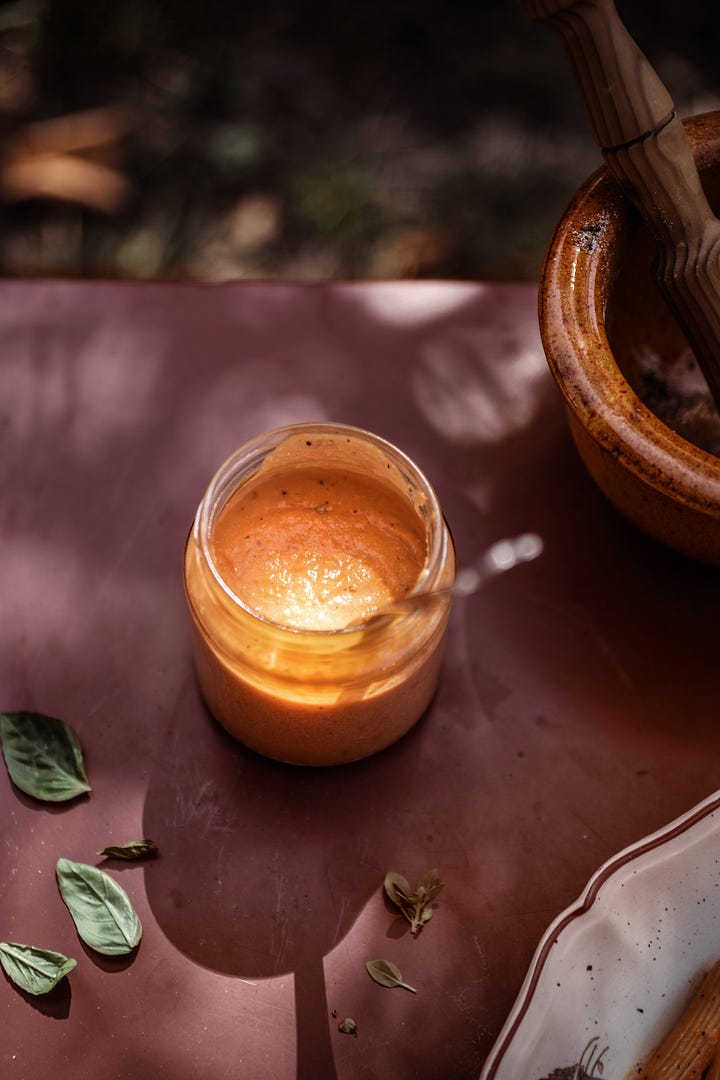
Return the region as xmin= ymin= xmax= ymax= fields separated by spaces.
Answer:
xmin=183 ymin=422 xmax=456 ymax=766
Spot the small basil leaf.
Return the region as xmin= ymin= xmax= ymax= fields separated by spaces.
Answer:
xmin=384 ymin=871 xmax=412 ymax=906
xmin=56 ymin=858 xmax=142 ymax=955
xmin=0 ymin=942 xmax=76 ymax=995
xmin=97 ymin=839 xmax=158 ymax=861
xmin=365 ymin=958 xmax=416 ymax=993
xmin=0 ymin=711 xmax=91 ymax=802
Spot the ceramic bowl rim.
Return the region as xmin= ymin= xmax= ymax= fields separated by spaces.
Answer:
xmin=538 ymin=110 xmax=720 ymax=515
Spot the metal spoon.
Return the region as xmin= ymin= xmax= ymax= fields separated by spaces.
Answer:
xmin=364 ymin=532 xmax=543 ymax=626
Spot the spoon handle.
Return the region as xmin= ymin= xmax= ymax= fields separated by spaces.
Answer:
xmin=523 ymin=0 xmax=720 ymax=411
xmin=363 ymin=533 xmax=543 ymax=627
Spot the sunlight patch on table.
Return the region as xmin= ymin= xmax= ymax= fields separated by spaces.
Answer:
xmin=413 ymin=326 xmax=546 ymax=444
xmin=174 ymin=375 xmax=329 ymax=478
xmin=357 ymin=281 xmax=485 ymax=325
xmin=5 ymin=313 xmax=165 ymax=458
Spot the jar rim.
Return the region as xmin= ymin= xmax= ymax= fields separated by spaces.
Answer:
xmin=193 ymin=421 xmax=449 ymax=636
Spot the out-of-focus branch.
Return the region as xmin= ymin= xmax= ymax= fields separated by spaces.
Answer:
xmin=0 ymin=106 xmax=133 ymax=212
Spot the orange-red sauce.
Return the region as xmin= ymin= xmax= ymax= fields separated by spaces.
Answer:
xmin=211 ymin=465 xmax=427 ymax=629
xmin=184 ymin=452 xmax=454 ymax=766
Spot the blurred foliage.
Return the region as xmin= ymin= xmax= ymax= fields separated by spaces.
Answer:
xmin=0 ymin=0 xmax=716 ymax=281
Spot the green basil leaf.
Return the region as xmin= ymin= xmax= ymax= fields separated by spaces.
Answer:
xmin=0 ymin=711 xmax=91 ymax=802
xmin=97 ymin=839 xmax=158 ymax=861
xmin=365 ymin=958 xmax=416 ymax=993
xmin=0 ymin=942 xmax=76 ymax=995
xmin=56 ymin=858 xmax=142 ymax=956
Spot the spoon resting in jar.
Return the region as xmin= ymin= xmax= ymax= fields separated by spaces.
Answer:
xmin=363 ymin=532 xmax=543 ymax=627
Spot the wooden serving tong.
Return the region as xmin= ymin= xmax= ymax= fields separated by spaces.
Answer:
xmin=523 ymin=0 xmax=720 ymax=412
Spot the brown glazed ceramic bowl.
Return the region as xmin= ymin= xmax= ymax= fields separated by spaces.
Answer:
xmin=540 ymin=110 xmax=720 ymax=564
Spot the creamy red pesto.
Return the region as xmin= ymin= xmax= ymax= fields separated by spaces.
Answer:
xmin=183 ymin=427 xmax=455 ymax=765
xmin=211 ymin=465 xmax=427 ymax=630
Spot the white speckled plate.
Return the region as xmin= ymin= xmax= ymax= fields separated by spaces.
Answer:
xmin=481 ymin=790 xmax=720 ymax=1080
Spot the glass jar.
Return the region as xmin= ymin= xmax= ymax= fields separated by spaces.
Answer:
xmin=183 ymin=422 xmax=456 ymax=766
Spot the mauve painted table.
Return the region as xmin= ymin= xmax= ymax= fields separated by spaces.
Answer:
xmin=1 ymin=279 xmax=719 ymax=1080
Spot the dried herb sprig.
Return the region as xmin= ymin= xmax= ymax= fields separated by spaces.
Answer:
xmin=384 ymin=869 xmax=445 ymax=935
xmin=97 ymin=839 xmax=158 ymax=861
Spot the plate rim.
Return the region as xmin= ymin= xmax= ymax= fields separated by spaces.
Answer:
xmin=481 ymin=786 xmax=720 ymax=1079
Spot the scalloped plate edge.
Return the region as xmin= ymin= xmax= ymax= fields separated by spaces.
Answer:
xmin=480 ymin=787 xmax=720 ymax=1079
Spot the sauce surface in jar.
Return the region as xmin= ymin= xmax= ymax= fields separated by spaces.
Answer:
xmin=211 ymin=465 xmax=427 ymax=630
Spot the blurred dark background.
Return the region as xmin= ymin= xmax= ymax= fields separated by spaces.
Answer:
xmin=0 ymin=0 xmax=717 ymax=282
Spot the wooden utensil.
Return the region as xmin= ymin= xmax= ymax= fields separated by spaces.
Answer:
xmin=523 ymin=0 xmax=720 ymax=412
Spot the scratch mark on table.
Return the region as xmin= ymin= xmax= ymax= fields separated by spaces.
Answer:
xmin=525 ymin=584 xmax=636 ymax=690
xmin=270 ymin=855 xmax=291 ymax=969
xmin=330 ymin=895 xmax=348 ymax=948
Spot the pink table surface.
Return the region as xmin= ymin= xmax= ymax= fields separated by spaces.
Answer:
xmin=1 ymin=278 xmax=719 ymax=1080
